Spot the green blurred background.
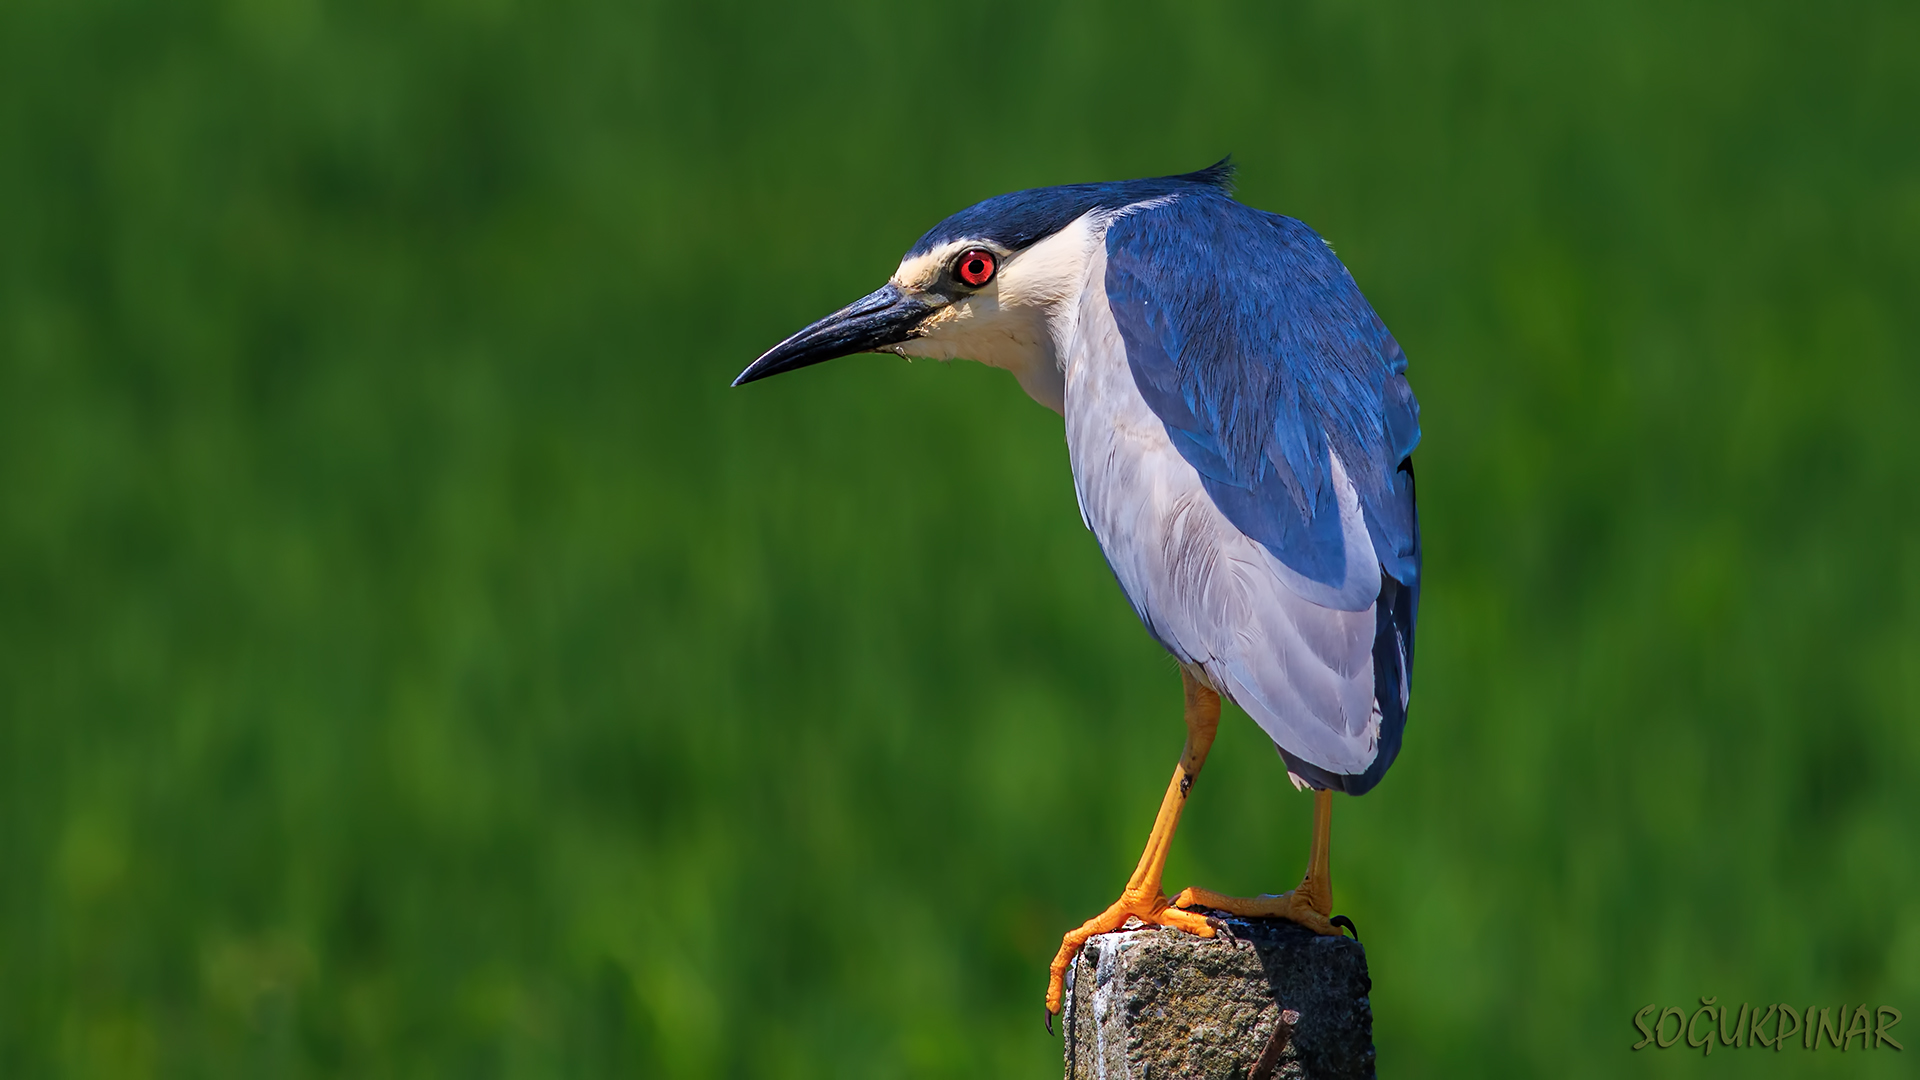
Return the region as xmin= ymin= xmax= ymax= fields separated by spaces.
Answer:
xmin=2 ymin=0 xmax=1916 ymax=1076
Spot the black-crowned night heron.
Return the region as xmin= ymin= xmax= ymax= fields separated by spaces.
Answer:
xmin=734 ymin=161 xmax=1420 ymax=1026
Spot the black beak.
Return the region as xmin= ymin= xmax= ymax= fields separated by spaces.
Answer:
xmin=732 ymin=283 xmax=935 ymax=387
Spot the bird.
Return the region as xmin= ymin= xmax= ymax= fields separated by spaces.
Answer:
xmin=732 ymin=159 xmax=1420 ymax=1026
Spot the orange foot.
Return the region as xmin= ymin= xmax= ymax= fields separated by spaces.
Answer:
xmin=1045 ymin=888 xmax=1215 ymax=1017
xmin=1170 ymin=884 xmax=1341 ymax=935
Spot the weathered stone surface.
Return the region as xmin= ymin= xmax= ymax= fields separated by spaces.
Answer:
xmin=1062 ymin=915 xmax=1374 ymax=1080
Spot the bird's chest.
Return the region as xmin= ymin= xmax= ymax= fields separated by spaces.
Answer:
xmin=1059 ymin=263 xmax=1159 ymax=507
xmin=1062 ymin=287 xmax=1179 ymax=534
xmin=1059 ymin=265 xmax=1224 ymax=652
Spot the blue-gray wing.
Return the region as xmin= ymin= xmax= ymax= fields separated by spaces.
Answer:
xmin=1104 ymin=194 xmax=1420 ymax=793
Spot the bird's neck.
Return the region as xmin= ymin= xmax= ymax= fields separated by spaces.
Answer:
xmin=984 ymin=211 xmax=1115 ymax=414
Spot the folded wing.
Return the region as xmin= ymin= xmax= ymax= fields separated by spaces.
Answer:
xmin=1102 ymin=195 xmax=1420 ymax=793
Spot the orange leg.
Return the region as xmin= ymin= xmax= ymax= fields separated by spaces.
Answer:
xmin=1171 ymin=787 xmax=1342 ymax=936
xmin=1045 ymin=671 xmax=1221 ymax=1020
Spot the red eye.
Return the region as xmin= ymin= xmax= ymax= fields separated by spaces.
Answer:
xmin=955 ymin=249 xmax=996 ymax=287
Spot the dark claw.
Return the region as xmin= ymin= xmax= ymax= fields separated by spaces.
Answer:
xmin=1045 ymin=1007 xmax=1055 ymax=1036
xmin=1330 ymin=914 xmax=1359 ymax=941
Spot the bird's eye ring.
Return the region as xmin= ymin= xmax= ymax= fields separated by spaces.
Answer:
xmin=955 ymin=249 xmax=996 ymax=287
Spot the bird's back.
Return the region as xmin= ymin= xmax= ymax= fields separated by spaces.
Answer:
xmin=1062 ymin=192 xmax=1419 ymax=794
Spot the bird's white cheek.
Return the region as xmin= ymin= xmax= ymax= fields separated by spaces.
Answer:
xmin=901 ymin=302 xmax=975 ymax=361
xmin=907 ymin=297 xmax=1001 ymax=358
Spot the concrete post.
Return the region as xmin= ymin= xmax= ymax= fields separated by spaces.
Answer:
xmin=1062 ymin=915 xmax=1375 ymax=1079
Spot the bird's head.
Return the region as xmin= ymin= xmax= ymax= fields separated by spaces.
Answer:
xmin=732 ymin=160 xmax=1235 ymax=414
